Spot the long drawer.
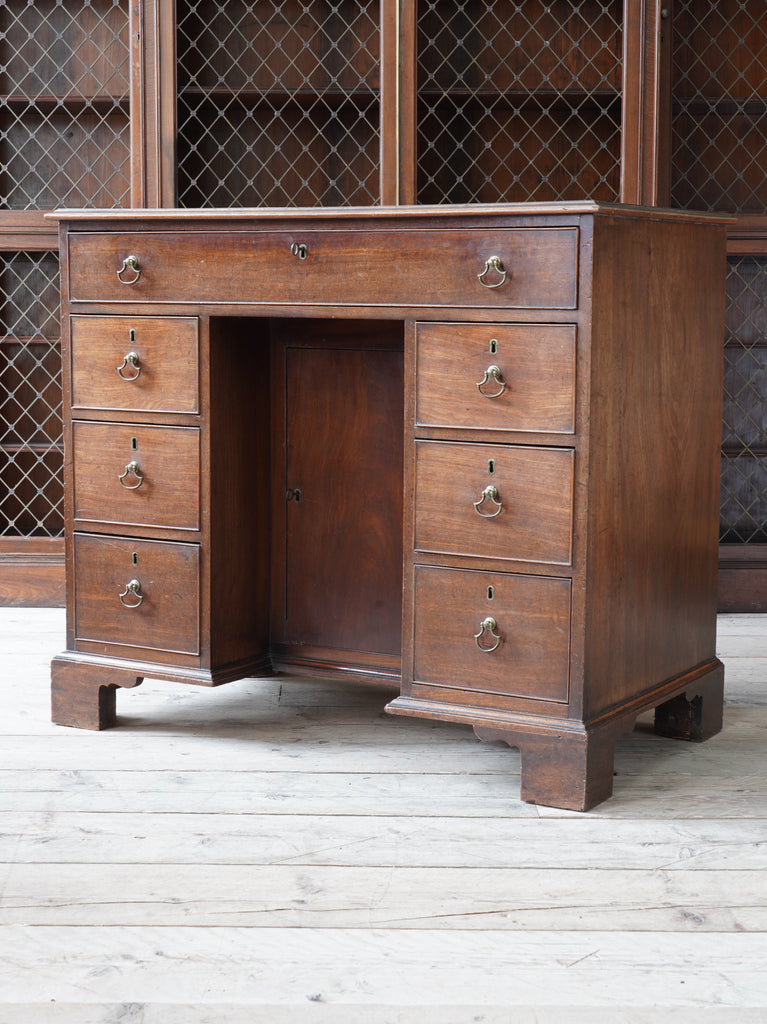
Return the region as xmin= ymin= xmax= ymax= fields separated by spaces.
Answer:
xmin=67 ymin=227 xmax=579 ymax=309
xmin=412 ymin=565 xmax=571 ymax=703
xmin=71 ymin=315 xmax=199 ymax=414
xmin=416 ymin=321 xmax=576 ymax=434
xmin=73 ymin=533 xmax=200 ymax=656
xmin=72 ymin=421 xmax=200 ymax=531
xmin=414 ymin=440 xmax=574 ymax=565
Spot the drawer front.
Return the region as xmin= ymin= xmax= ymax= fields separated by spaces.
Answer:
xmin=74 ymin=533 xmax=200 ymax=656
xmin=72 ymin=421 xmax=200 ymax=531
xmin=71 ymin=315 xmax=199 ymax=413
xmin=416 ymin=322 xmax=576 ymax=433
xmin=414 ymin=441 xmax=574 ymax=565
xmin=413 ymin=565 xmax=570 ymax=703
xmin=67 ymin=228 xmax=579 ymax=309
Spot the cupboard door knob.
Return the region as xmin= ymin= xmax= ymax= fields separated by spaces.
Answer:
xmin=117 ymin=254 xmax=141 ymax=284
xmin=118 ymin=461 xmax=144 ymax=489
xmin=117 ymin=351 xmax=141 ymax=380
xmin=473 ymin=484 xmax=503 ymax=518
xmin=476 ymin=364 xmax=506 ymax=398
xmin=474 ymin=616 xmax=502 ymax=653
xmin=119 ymin=578 xmax=144 ymax=608
xmin=477 ymin=255 xmax=507 ymax=289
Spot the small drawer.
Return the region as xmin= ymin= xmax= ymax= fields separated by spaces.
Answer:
xmin=72 ymin=421 xmax=200 ymax=531
xmin=71 ymin=315 xmax=199 ymax=413
xmin=74 ymin=533 xmax=200 ymax=656
xmin=413 ymin=565 xmax=570 ymax=703
xmin=414 ymin=441 xmax=574 ymax=565
xmin=67 ymin=227 xmax=578 ymax=309
xmin=416 ymin=322 xmax=576 ymax=433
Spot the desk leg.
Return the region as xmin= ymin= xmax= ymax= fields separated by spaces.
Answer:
xmin=654 ymin=660 xmax=724 ymax=742
xmin=474 ymin=722 xmax=622 ymax=811
xmin=51 ymin=657 xmax=143 ymax=730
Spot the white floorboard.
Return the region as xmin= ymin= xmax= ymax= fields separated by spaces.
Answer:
xmin=1 ymin=608 xmax=767 ymax=1020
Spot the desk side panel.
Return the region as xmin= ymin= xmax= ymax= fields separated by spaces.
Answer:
xmin=582 ymin=214 xmax=726 ymax=719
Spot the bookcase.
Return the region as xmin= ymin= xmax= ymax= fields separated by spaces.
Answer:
xmin=2 ymin=0 xmax=767 ymax=610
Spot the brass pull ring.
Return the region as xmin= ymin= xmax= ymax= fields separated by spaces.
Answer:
xmin=474 ymin=616 xmax=502 ymax=653
xmin=117 ymin=351 xmax=141 ymax=380
xmin=119 ymin=578 xmax=144 ymax=608
xmin=118 ymin=461 xmax=144 ymax=489
xmin=476 ymin=364 xmax=506 ymax=398
xmin=477 ymin=255 xmax=507 ymax=289
xmin=473 ymin=484 xmax=503 ymax=518
xmin=117 ymin=255 xmax=141 ymax=285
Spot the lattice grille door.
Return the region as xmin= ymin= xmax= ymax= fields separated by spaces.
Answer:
xmin=416 ymin=0 xmax=624 ymax=204
xmin=0 ymin=0 xmax=131 ymax=209
xmin=671 ymin=1 xmax=767 ymax=214
xmin=0 ymin=1 xmax=130 ymax=542
xmin=721 ymin=257 xmax=767 ymax=545
xmin=176 ymin=0 xmax=381 ymax=208
xmin=671 ymin=3 xmax=767 ymax=548
xmin=0 ymin=254 xmax=61 ymax=536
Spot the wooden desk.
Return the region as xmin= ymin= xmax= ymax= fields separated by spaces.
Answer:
xmin=50 ymin=202 xmax=729 ymax=810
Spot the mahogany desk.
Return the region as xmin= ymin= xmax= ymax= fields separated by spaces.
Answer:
xmin=50 ymin=202 xmax=729 ymax=810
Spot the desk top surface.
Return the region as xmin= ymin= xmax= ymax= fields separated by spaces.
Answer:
xmin=48 ymin=201 xmax=734 ymax=228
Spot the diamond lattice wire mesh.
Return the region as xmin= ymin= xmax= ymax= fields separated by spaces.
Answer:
xmin=0 ymin=0 xmax=131 ymax=209
xmin=0 ymin=253 xmax=63 ymax=537
xmin=416 ymin=0 xmax=623 ymax=204
xmin=720 ymin=256 xmax=767 ymax=545
xmin=176 ymin=0 xmax=381 ymax=208
xmin=671 ymin=1 xmax=767 ymax=213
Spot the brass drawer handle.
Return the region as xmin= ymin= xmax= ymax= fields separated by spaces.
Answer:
xmin=117 ymin=351 xmax=141 ymax=380
xmin=118 ymin=461 xmax=144 ymax=489
xmin=476 ymin=364 xmax=506 ymax=398
xmin=473 ymin=484 xmax=503 ymax=518
xmin=477 ymin=255 xmax=507 ymax=289
xmin=119 ymin=578 xmax=144 ymax=608
xmin=117 ymin=254 xmax=141 ymax=285
xmin=474 ymin=616 xmax=502 ymax=653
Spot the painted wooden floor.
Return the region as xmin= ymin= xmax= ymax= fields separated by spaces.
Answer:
xmin=0 ymin=609 xmax=766 ymax=1023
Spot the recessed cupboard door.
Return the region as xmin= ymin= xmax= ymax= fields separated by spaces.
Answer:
xmin=275 ymin=324 xmax=404 ymax=666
